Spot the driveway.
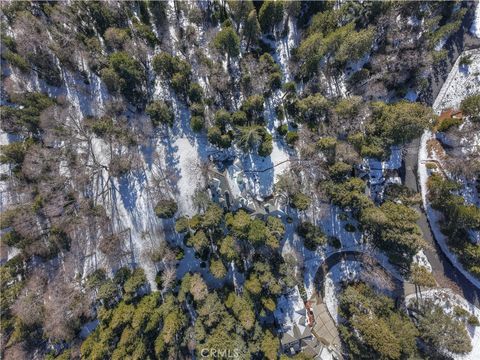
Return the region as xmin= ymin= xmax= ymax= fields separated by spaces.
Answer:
xmin=403 ymin=138 xmax=480 ymax=306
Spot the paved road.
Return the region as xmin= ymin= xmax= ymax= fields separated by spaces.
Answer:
xmin=403 ymin=138 xmax=480 ymax=306
xmin=314 ymin=250 xmax=405 ymax=298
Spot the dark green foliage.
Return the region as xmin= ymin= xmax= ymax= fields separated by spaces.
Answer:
xmin=460 ymin=93 xmax=480 ymax=122
xmin=152 ymin=52 xmax=191 ymax=96
xmin=3 ymin=50 xmax=30 ymax=72
xmin=285 ymin=131 xmax=299 ymax=146
xmin=146 ymin=100 xmax=174 ymax=127
xmin=244 ymin=9 xmax=260 ymax=50
xmin=213 ymin=24 xmax=240 ymax=63
xmin=277 ymin=124 xmax=288 ymax=136
xmin=329 ymin=161 xmax=352 ymax=182
xmin=295 ymin=94 xmax=330 ymax=125
xmin=101 ymin=52 xmax=145 ymax=105
xmin=1 ymin=92 xmax=55 ymax=136
xmin=258 ymin=0 xmax=283 ymax=33
xmin=339 ymin=283 xmax=418 ymax=360
xmin=214 ymin=109 xmax=231 ymax=129
xmin=236 ymin=125 xmax=262 ymax=152
xmin=241 ymin=94 xmax=265 ymax=123
xmin=417 ymin=300 xmax=472 ymax=355
xmin=297 ymin=221 xmax=326 ymax=250
xmin=291 ymin=192 xmax=311 ymax=210
xmin=368 ymin=101 xmax=434 ymax=147
xmin=427 ymin=8 xmax=467 ymax=50
xmin=427 ymin=174 xmax=480 ymax=277
xmin=207 ymin=126 xmax=231 ymax=148
xmin=132 ymin=19 xmax=157 ymax=47
xmin=175 ymin=217 xmax=190 ymax=233
xmin=436 ymin=116 xmax=462 ymax=132
xmin=0 ymin=140 xmax=32 ymax=167
xmin=231 ymin=110 xmax=247 ymax=126
xmin=154 ymin=199 xmax=178 ymax=219
xmin=297 ymin=18 xmax=374 ymax=78
xmin=258 ymin=132 xmax=273 ymax=157
xmin=361 ymin=201 xmax=424 ymax=268
xmin=190 ymin=116 xmax=205 ymax=132
xmin=188 ymin=82 xmax=204 ymax=103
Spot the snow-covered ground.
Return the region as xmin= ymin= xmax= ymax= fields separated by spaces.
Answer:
xmin=324 ymin=260 xmax=363 ymax=323
xmin=364 ymin=145 xmax=403 ymax=202
xmin=432 ymin=49 xmax=480 ymax=113
xmin=405 ymin=288 xmax=480 ymax=360
xmin=324 ymin=259 xmax=398 ymax=324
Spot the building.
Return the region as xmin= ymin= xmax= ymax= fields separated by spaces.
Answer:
xmin=275 ymin=287 xmax=315 ymax=355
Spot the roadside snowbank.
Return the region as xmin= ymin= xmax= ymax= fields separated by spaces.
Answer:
xmin=324 ymin=260 xmax=363 ymax=323
xmin=418 ymin=131 xmax=480 ymax=289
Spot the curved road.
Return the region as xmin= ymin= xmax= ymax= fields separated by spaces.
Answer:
xmin=314 ymin=250 xmax=404 ymax=298
xmin=403 ymin=138 xmax=480 ymax=306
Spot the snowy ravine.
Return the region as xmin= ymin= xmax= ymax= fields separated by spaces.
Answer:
xmin=405 ymin=288 xmax=480 ymax=360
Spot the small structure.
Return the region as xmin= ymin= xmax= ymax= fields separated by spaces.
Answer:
xmin=438 ymin=108 xmax=463 ymax=121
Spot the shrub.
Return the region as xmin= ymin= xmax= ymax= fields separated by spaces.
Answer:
xmin=3 ymin=51 xmax=29 ymax=72
xmin=329 ymin=162 xmax=352 ymax=182
xmin=317 ymin=137 xmax=337 ymax=150
xmin=207 ymin=126 xmax=231 ymax=148
xmin=188 ymin=83 xmax=203 ymax=103
xmin=133 ymin=21 xmax=157 ymax=46
xmin=213 ymin=25 xmax=240 ymax=62
xmin=460 ymin=94 xmax=480 ymax=122
xmin=189 ymin=102 xmax=204 ymax=117
xmin=153 ymin=53 xmax=190 ymax=78
xmin=258 ymin=136 xmax=273 ymax=157
xmin=190 ymin=116 xmax=204 ymax=132
xmin=268 ymin=72 xmax=282 ymax=91
xmin=344 ymin=223 xmax=356 ymax=232
xmin=291 ymin=192 xmax=311 ymax=210
xmin=0 ymin=141 xmax=31 ymax=166
xmin=297 ymin=221 xmax=326 ymax=250
xmin=437 ymin=117 xmax=462 ymax=132
xmin=242 ymin=94 xmax=265 ymax=123
xmin=285 ymin=131 xmax=299 ymax=145
xmin=329 ymin=236 xmax=341 ymax=249
xmin=146 ymin=100 xmax=174 ymax=127
xmin=102 ymin=52 xmax=145 ymax=105
xmin=214 ymin=109 xmax=231 ymax=128
xmin=154 ymin=199 xmax=178 ymax=218
xmin=175 ymin=217 xmax=190 ymax=233
xmin=104 ymin=27 xmax=130 ymax=49
xmin=277 ymin=124 xmax=288 ymax=136
xmin=468 ymin=314 xmax=480 ymax=326
xmin=232 ymin=110 xmax=247 ymax=125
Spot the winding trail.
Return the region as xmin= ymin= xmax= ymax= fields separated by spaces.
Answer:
xmin=403 ymin=137 xmax=480 ymax=306
xmin=314 ymin=250 xmax=405 ymax=298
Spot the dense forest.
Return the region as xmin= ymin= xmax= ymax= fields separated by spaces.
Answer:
xmin=1 ymin=1 xmax=480 ymax=360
